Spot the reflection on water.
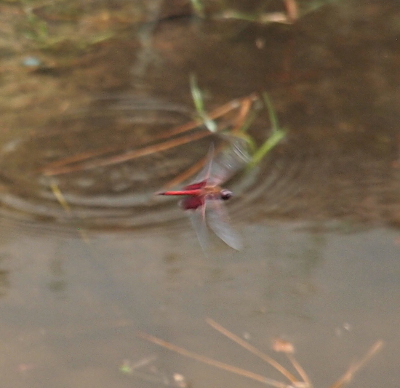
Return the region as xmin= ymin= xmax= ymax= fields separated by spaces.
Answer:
xmin=0 ymin=0 xmax=399 ymax=387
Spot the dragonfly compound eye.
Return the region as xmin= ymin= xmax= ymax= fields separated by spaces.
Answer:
xmin=220 ymin=189 xmax=233 ymax=200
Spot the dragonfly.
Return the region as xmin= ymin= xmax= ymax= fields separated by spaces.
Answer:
xmin=157 ymin=140 xmax=249 ymax=251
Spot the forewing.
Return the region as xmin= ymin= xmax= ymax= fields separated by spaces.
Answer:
xmin=208 ymin=137 xmax=250 ymax=186
xmin=188 ymin=143 xmax=215 ymax=185
xmin=206 ymin=199 xmax=243 ymax=250
xmin=183 ymin=181 xmax=207 ymax=191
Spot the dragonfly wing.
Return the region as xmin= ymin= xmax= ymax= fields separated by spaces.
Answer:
xmin=180 ymin=195 xmax=204 ymax=210
xmin=188 ymin=143 xmax=215 ymax=185
xmin=187 ymin=206 xmax=209 ymax=252
xmin=208 ymin=137 xmax=251 ymax=186
xmin=206 ymin=199 xmax=243 ymax=250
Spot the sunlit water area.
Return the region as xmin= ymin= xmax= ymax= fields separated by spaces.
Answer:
xmin=0 ymin=0 xmax=399 ymax=387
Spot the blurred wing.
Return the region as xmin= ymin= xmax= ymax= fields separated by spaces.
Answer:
xmin=187 ymin=207 xmax=209 ymax=253
xmin=206 ymin=199 xmax=243 ymax=250
xmin=208 ymin=137 xmax=251 ymax=186
xmin=188 ymin=143 xmax=215 ymax=185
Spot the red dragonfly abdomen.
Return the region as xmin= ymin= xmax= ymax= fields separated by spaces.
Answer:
xmin=157 ymin=180 xmax=207 ymax=197
xmin=158 ymin=189 xmax=202 ymax=196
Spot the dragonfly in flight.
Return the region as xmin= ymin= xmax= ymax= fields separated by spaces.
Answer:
xmin=157 ymin=140 xmax=249 ymax=251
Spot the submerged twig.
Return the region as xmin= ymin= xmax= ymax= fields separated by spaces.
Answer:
xmin=206 ymin=318 xmax=299 ymax=384
xmin=42 ymin=93 xmax=259 ymax=177
xmin=43 ymin=130 xmax=209 ymax=176
xmin=50 ymin=182 xmax=71 ymax=212
xmin=329 ymin=341 xmax=383 ymax=388
xmin=49 ymin=181 xmax=90 ymax=243
xmin=139 ymin=318 xmax=383 ymax=388
xmin=137 ymin=331 xmax=287 ymax=388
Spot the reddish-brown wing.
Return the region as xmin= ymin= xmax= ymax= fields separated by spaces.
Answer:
xmin=180 ymin=195 xmax=205 ymax=210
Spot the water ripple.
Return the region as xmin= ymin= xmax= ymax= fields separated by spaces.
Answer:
xmin=0 ymin=97 xmax=398 ymax=234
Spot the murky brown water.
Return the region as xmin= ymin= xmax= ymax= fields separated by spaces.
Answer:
xmin=0 ymin=0 xmax=399 ymax=387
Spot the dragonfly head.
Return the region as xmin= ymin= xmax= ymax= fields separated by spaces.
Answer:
xmin=220 ymin=189 xmax=233 ymax=201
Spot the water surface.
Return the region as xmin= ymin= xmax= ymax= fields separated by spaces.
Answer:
xmin=0 ymin=0 xmax=399 ymax=387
